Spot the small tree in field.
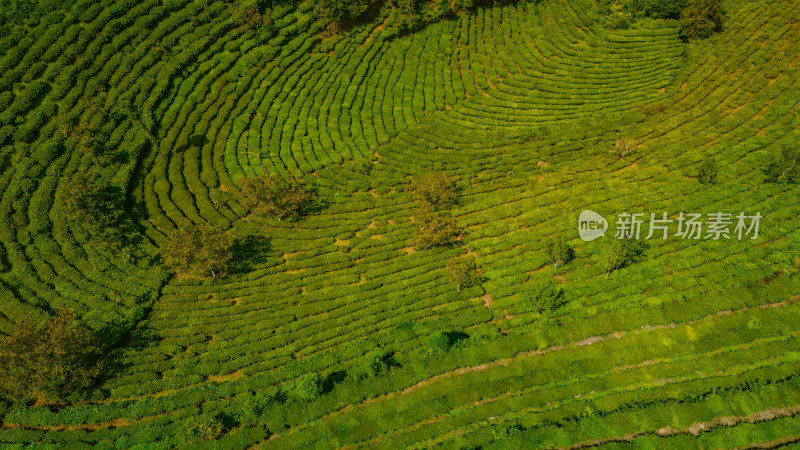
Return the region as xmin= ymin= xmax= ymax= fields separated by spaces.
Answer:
xmin=610 ymin=137 xmax=641 ymax=161
xmin=764 ymin=144 xmax=800 ymax=184
xmin=601 ymin=238 xmax=649 ymax=278
xmin=410 ymin=171 xmax=459 ymax=208
xmin=293 ymin=373 xmax=323 ymax=401
xmin=0 ymin=310 xmax=105 ymax=403
xmin=523 ymin=281 xmax=565 ymax=314
xmin=64 ymin=174 xmax=133 ymax=253
xmin=698 ymin=157 xmax=720 ymax=185
xmin=239 ymin=174 xmax=317 ymax=221
xmin=163 ymin=223 xmax=235 ymax=277
xmin=544 ymin=237 xmax=573 ymax=274
xmin=447 ymin=257 xmax=482 ymax=292
xmin=414 ymin=208 xmax=460 ymax=249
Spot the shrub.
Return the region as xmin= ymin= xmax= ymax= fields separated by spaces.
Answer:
xmin=184 ymin=413 xmax=228 ymax=441
xmin=162 ymin=223 xmax=236 ymax=277
xmin=0 ymin=309 xmax=105 ymax=403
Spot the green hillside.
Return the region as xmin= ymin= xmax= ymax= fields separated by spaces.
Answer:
xmin=1 ymin=0 xmax=800 ymax=448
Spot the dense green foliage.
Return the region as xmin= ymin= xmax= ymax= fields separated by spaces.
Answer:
xmin=543 ymin=236 xmax=573 ymax=274
xmin=601 ymin=238 xmax=649 ymax=278
xmin=162 ymin=224 xmax=236 ymax=277
xmin=698 ymin=157 xmax=720 ymax=185
xmin=0 ymin=0 xmax=797 ymax=447
xmin=239 ymin=174 xmax=317 ymax=221
xmin=414 ymin=208 xmax=461 ymax=249
xmin=0 ymin=310 xmax=104 ymax=403
xmin=292 ymin=373 xmax=323 ymax=401
xmin=764 ymin=144 xmax=800 ymax=184
xmin=411 ymin=171 xmax=459 ymax=208
xmin=680 ymin=0 xmax=724 ymax=40
xmin=447 ymin=256 xmax=482 ymax=292
xmin=523 ymin=280 xmax=565 ymax=314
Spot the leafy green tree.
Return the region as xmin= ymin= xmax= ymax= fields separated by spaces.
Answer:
xmin=239 ymin=174 xmax=317 ymax=221
xmin=414 ymin=208 xmax=460 ymax=249
xmin=764 ymin=144 xmax=800 ymax=184
xmin=523 ymin=280 xmax=566 ymax=314
xmin=411 ymin=171 xmax=459 ymax=208
xmin=0 ymin=310 xmax=105 ymax=403
xmin=63 ymin=174 xmax=134 ymax=254
xmin=680 ymin=0 xmax=724 ymax=40
xmin=544 ymin=236 xmax=573 ymax=274
xmin=162 ymin=223 xmax=235 ymax=277
xmin=601 ymin=238 xmax=649 ymax=278
xmin=628 ymin=0 xmax=687 ymax=19
xmin=447 ymin=257 xmax=482 ymax=292
xmin=293 ymin=373 xmax=323 ymax=401
xmin=698 ymin=157 xmax=720 ymax=185
xmin=356 ymin=350 xmax=394 ymax=380
xmin=314 ymin=0 xmax=377 ymax=34
xmin=427 ymin=331 xmax=451 ymax=354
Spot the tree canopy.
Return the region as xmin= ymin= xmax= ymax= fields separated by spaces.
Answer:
xmin=239 ymin=174 xmax=317 ymax=221
xmin=162 ymin=223 xmax=236 ymax=277
xmin=0 ymin=310 xmax=105 ymax=404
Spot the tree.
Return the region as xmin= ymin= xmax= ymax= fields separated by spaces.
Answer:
xmin=523 ymin=280 xmax=565 ymax=314
xmin=356 ymin=350 xmax=394 ymax=380
xmin=610 ymin=137 xmax=640 ymax=161
xmin=447 ymin=257 xmax=482 ymax=292
xmin=698 ymin=157 xmax=719 ymax=185
xmin=764 ymin=144 xmax=800 ymax=184
xmin=544 ymin=236 xmax=573 ymax=274
xmin=601 ymin=238 xmax=649 ymax=278
xmin=410 ymin=171 xmax=459 ymax=208
xmin=162 ymin=223 xmax=235 ymax=277
xmin=628 ymin=0 xmax=687 ymax=19
xmin=414 ymin=208 xmax=460 ymax=249
xmin=239 ymin=174 xmax=317 ymax=221
xmin=427 ymin=331 xmax=451 ymax=353
xmin=0 ymin=310 xmax=105 ymax=403
xmin=63 ymin=174 xmax=134 ymax=253
xmin=680 ymin=0 xmax=724 ymax=40
xmin=293 ymin=373 xmax=323 ymax=401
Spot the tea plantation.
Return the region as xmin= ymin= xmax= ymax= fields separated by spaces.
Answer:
xmin=1 ymin=0 xmax=800 ymax=448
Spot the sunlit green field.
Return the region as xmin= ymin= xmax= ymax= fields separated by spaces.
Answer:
xmin=1 ymin=0 xmax=800 ymax=448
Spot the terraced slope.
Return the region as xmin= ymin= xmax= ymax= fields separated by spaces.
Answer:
xmin=1 ymin=0 xmax=800 ymax=448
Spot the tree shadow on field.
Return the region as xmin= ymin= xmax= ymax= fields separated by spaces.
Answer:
xmin=229 ymin=236 xmax=272 ymax=273
xmin=321 ymin=371 xmax=348 ymax=394
xmin=189 ymin=134 xmax=207 ymax=148
xmin=445 ymin=331 xmax=470 ymax=348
